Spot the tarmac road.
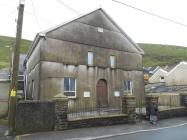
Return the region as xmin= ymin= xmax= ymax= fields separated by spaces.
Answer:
xmin=16 ymin=117 xmax=187 ymax=140
xmin=98 ymin=124 xmax=187 ymax=140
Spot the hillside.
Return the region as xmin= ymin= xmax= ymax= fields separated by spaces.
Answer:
xmin=0 ymin=36 xmax=187 ymax=69
xmin=139 ymin=43 xmax=187 ymax=67
xmin=0 ymin=36 xmax=31 ymax=69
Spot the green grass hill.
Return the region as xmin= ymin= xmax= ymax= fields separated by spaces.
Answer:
xmin=0 ymin=35 xmax=31 ymax=69
xmin=139 ymin=43 xmax=187 ymax=67
xmin=0 ymin=35 xmax=187 ymax=69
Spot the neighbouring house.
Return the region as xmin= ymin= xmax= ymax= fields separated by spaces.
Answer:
xmin=0 ymin=54 xmax=26 ymax=117
xmin=25 ymin=8 xmax=145 ymax=108
xmin=149 ymin=68 xmax=168 ymax=83
xmin=165 ymin=61 xmax=187 ymax=86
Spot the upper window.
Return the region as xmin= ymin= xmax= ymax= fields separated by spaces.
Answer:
xmin=160 ymin=76 xmax=164 ymax=82
xmin=124 ymin=80 xmax=133 ymax=95
xmin=64 ymin=77 xmax=76 ymax=97
xmin=88 ymin=52 xmax=93 ymax=66
xmin=110 ymin=55 xmax=115 ymax=68
xmin=160 ymin=76 xmax=164 ymax=80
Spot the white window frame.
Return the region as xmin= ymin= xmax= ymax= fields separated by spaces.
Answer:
xmin=88 ymin=51 xmax=93 ymax=66
xmin=110 ymin=55 xmax=115 ymax=68
xmin=64 ymin=77 xmax=77 ymax=98
xmin=124 ymin=80 xmax=133 ymax=95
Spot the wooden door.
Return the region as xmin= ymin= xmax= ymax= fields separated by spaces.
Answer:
xmin=96 ymin=79 xmax=108 ymax=107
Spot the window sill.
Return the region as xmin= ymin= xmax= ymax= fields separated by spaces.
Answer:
xmin=67 ymin=96 xmax=77 ymax=99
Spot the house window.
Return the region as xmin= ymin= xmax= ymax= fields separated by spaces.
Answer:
xmin=124 ymin=80 xmax=133 ymax=95
xmin=64 ymin=77 xmax=76 ymax=97
xmin=160 ymin=76 xmax=164 ymax=82
xmin=88 ymin=52 xmax=93 ymax=66
xmin=110 ymin=55 xmax=115 ymax=68
xmin=160 ymin=76 xmax=164 ymax=80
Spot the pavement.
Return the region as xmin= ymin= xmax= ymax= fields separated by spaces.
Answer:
xmin=14 ymin=117 xmax=187 ymax=140
xmin=99 ymin=123 xmax=187 ymax=140
xmin=0 ymin=124 xmax=13 ymax=140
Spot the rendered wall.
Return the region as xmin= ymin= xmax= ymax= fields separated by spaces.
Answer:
xmin=165 ymin=64 xmax=187 ymax=86
xmin=26 ymin=40 xmax=41 ymax=99
xmin=0 ymin=80 xmax=9 ymax=118
xmin=26 ymin=9 xmax=144 ymax=105
xmin=149 ymin=69 xmax=167 ymax=83
xmin=40 ymin=38 xmax=142 ymax=70
xmin=39 ymin=61 xmax=144 ymax=106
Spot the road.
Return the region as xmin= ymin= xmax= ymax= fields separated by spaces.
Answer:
xmin=99 ymin=124 xmax=187 ymax=140
xmin=15 ymin=117 xmax=187 ymax=140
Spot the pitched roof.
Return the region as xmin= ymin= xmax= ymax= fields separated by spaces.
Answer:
xmin=166 ymin=61 xmax=187 ymax=76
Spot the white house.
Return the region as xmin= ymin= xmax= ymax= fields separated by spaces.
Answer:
xmin=165 ymin=61 xmax=187 ymax=86
xmin=149 ymin=68 xmax=168 ymax=83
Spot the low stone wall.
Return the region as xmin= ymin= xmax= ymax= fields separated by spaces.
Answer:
xmin=159 ymin=107 xmax=187 ymax=119
xmin=15 ymin=95 xmax=134 ymax=135
xmin=68 ymin=114 xmax=128 ymax=129
xmin=15 ymin=100 xmax=55 ymax=134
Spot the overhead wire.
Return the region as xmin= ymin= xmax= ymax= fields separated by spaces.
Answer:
xmin=55 ymin=0 xmax=81 ymax=16
xmin=112 ymin=0 xmax=187 ymax=28
xmin=30 ymin=0 xmax=41 ymax=30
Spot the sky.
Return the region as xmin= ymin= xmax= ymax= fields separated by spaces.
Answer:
xmin=0 ymin=0 xmax=187 ymax=47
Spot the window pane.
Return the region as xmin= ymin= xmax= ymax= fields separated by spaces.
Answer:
xmin=110 ymin=55 xmax=115 ymax=68
xmin=64 ymin=78 xmax=69 ymax=91
xmin=88 ymin=52 xmax=93 ymax=65
xmin=127 ymin=80 xmax=131 ymax=91
xmin=70 ymin=78 xmax=75 ymax=91
xmin=124 ymin=80 xmax=133 ymax=94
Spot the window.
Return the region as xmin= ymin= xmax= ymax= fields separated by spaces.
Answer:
xmin=160 ymin=76 xmax=164 ymax=82
xmin=64 ymin=77 xmax=76 ymax=97
xmin=160 ymin=76 xmax=164 ymax=80
xmin=124 ymin=80 xmax=133 ymax=95
xmin=110 ymin=55 xmax=115 ymax=68
xmin=88 ymin=52 xmax=93 ymax=65
xmin=98 ymin=27 xmax=103 ymax=33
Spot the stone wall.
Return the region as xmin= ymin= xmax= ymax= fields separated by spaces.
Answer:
xmin=159 ymin=107 xmax=187 ymax=119
xmin=122 ymin=95 xmax=136 ymax=123
xmin=15 ymin=100 xmax=55 ymax=134
xmin=68 ymin=115 xmax=128 ymax=129
xmin=53 ymin=97 xmax=68 ymax=131
xmin=15 ymin=96 xmax=134 ymax=135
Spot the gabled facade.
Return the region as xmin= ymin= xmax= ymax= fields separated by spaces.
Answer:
xmin=149 ymin=68 xmax=168 ymax=83
xmin=25 ymin=8 xmax=144 ymax=106
xmin=165 ymin=61 xmax=187 ymax=86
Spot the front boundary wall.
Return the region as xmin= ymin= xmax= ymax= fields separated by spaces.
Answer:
xmin=15 ymin=96 xmax=135 ymax=135
xmin=145 ymin=95 xmax=187 ymax=120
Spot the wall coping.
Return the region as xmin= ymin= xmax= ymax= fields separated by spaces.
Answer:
xmin=122 ymin=95 xmax=135 ymax=99
xmin=68 ymin=114 xmax=128 ymax=121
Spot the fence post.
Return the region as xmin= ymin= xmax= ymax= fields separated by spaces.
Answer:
xmin=145 ymin=95 xmax=158 ymax=118
xmin=53 ymin=94 xmax=68 ymax=131
xmin=122 ymin=95 xmax=136 ymax=124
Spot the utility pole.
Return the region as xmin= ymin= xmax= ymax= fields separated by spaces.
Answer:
xmin=7 ymin=0 xmax=25 ymax=135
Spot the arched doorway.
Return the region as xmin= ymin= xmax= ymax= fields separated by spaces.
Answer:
xmin=96 ymin=79 xmax=108 ymax=107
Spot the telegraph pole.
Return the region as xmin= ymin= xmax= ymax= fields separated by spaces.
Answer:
xmin=7 ymin=0 xmax=25 ymax=135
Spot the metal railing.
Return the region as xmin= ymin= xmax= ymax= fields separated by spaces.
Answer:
xmin=67 ymin=97 xmax=122 ymax=120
